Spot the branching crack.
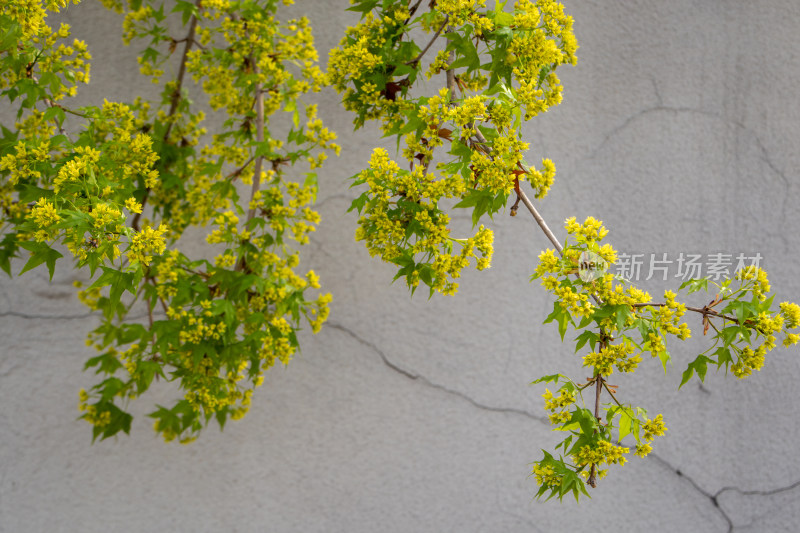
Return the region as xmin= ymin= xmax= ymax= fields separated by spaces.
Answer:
xmin=650 ymin=453 xmax=734 ymax=532
xmin=586 ymin=104 xmax=794 ymax=226
xmin=651 ymin=453 xmax=800 ymax=532
xmin=326 ymin=322 xmax=550 ymax=424
xmin=326 ymin=322 xmax=800 ymax=528
xmin=716 ymin=478 xmax=800 ymax=499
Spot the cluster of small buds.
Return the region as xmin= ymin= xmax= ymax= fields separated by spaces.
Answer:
xmin=78 ymin=388 xmax=111 ymax=427
xmin=582 ymin=340 xmax=641 ymax=375
xmin=575 ymin=440 xmax=629 ymax=481
xmin=542 ymin=387 xmax=576 ymax=425
xmin=735 ymin=265 xmax=771 ymax=300
xmin=532 ymin=462 xmax=561 ymax=490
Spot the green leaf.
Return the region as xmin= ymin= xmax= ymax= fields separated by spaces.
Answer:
xmin=43 ymin=105 xmax=66 ymax=126
xmin=171 ymin=0 xmax=199 ymax=25
xmin=346 ymin=0 xmax=380 ymax=13
xmin=719 ymin=325 xmax=744 ymax=346
xmin=712 ymin=346 xmax=733 ymax=368
xmin=493 ymin=9 xmax=514 ymax=26
xmin=679 ymin=354 xmax=712 ymax=388
xmin=657 ymin=350 xmax=670 ymax=373
xmin=574 ymin=330 xmax=597 ymax=353
xmin=680 ymin=277 xmax=709 ymax=294
xmin=84 ymin=351 xmax=124 ymax=375
xmin=453 ymin=192 xmax=481 ymax=209
xmin=544 ymin=301 xmax=572 ymax=340
xmin=18 ymin=241 xmax=63 ymax=280
xmin=618 ymin=409 xmax=632 ymax=441
xmin=530 ymin=373 xmax=564 ymax=385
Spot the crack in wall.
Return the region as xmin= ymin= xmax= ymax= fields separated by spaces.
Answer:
xmin=583 ymin=101 xmax=794 ymax=239
xmin=717 ymin=478 xmax=800 ymax=499
xmin=326 ymin=322 xmax=550 ymax=424
xmin=650 ymin=452 xmax=800 ymax=532
xmin=327 ymin=320 xmax=800 ymax=530
xmin=0 ymin=309 xmax=159 ymax=322
xmin=0 ymin=310 xmax=93 ymax=321
xmin=650 ymin=453 xmax=734 ymax=532
xmin=587 ymin=104 xmax=792 ymax=209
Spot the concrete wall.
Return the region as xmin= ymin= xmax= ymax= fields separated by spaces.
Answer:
xmin=2 ymin=1 xmax=800 ymax=531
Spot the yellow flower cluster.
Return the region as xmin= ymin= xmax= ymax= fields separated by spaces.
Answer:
xmin=53 ymin=150 xmax=91 ymax=193
xmin=532 ymin=463 xmax=561 ymax=489
xmin=0 ymin=140 xmax=50 ymax=187
xmin=735 ymin=265 xmax=771 ymax=300
xmin=426 ymin=50 xmax=451 ymax=79
xmin=78 ymin=388 xmax=111 ymax=427
xmin=634 ymin=443 xmax=652 ymax=458
xmin=502 ymin=0 xmax=576 ymax=120
xmin=355 ymin=148 xmax=494 ymax=294
xmin=582 ymin=340 xmax=641 ymax=376
xmin=332 ymin=0 xmax=581 ymax=298
xmin=642 ymin=414 xmax=667 ymax=441
xmin=565 ymin=216 xmax=609 ymax=244
xmin=731 ymin=345 xmax=767 ymax=378
xmin=552 ymin=283 xmax=593 ymax=317
xmin=780 ymin=302 xmax=800 ymax=347
xmin=0 ymin=0 xmax=341 ymax=444
xmin=127 ymin=223 xmax=168 ymax=266
xmin=327 ymin=7 xmax=412 ymax=128
xmin=124 ymin=197 xmax=142 ymax=214
xmin=91 ymin=202 xmax=122 ymax=230
xmin=0 ymin=2 xmax=88 ymax=100
xmin=542 ymin=387 xmax=576 ymax=425
xmin=635 ymin=290 xmax=692 ymax=354
xmin=574 ymin=440 xmax=628 ymax=480
xmin=781 ymin=302 xmax=800 ymax=329
xmin=29 ymin=197 xmax=61 ymax=241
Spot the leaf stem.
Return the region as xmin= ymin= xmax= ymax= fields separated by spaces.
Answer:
xmin=602 ymin=380 xmax=623 ymax=408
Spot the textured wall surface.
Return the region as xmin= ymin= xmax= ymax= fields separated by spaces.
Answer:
xmin=2 ymin=1 xmax=800 ymax=532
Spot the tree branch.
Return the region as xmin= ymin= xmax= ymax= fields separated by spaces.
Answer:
xmin=133 ymin=1 xmax=200 ymax=231
xmin=588 ymin=339 xmax=606 ymax=489
xmin=633 ymin=302 xmax=739 ymax=323
xmin=407 ymin=15 xmax=449 ymax=66
xmin=225 ymin=155 xmax=255 ymax=181
xmin=513 ymin=181 xmax=564 ymax=254
xmin=245 ymin=60 xmax=265 ymax=224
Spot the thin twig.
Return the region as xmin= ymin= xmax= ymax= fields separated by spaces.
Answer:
xmin=471 ymin=127 xmax=564 ymax=254
xmin=245 ymin=62 xmax=265 ymax=224
xmin=513 ymin=182 xmax=563 ymax=254
xmin=133 ymin=1 xmax=200 ymax=231
xmin=225 ymin=156 xmax=255 ymax=181
xmin=632 ymin=302 xmax=739 ymax=323
xmin=593 ymin=375 xmax=603 ymax=422
xmin=28 ymin=73 xmax=66 ymax=136
xmin=404 ymin=0 xmax=424 ymax=24
xmin=144 ymin=275 xmax=169 ymax=314
xmin=602 ymin=381 xmax=623 ymax=408
xmin=407 ymin=15 xmax=449 ymax=66
xmin=445 ymin=43 xmax=457 ymax=94
xmin=163 ymin=9 xmax=199 ymax=141
xmin=588 ymin=340 xmax=606 ymax=489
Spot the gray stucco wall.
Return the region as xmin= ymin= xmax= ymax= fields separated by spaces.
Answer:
xmin=2 ymin=1 xmax=800 ymax=531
